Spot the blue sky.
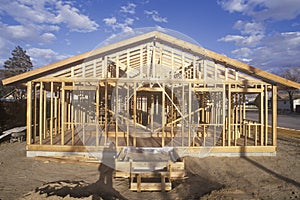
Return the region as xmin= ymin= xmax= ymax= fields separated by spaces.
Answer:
xmin=0 ymin=0 xmax=299 ymax=73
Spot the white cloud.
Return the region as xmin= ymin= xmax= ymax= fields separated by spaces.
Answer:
xmin=233 ymin=20 xmax=264 ymax=35
xmin=27 ymin=47 xmax=71 ymax=67
xmin=103 ymin=17 xmax=134 ymax=32
xmin=232 ymin=47 xmax=252 ymax=58
xmin=218 ymin=0 xmax=300 ymax=21
xmin=232 ymin=32 xmax=300 ymax=69
xmin=218 ymin=0 xmax=247 ymax=13
xmin=218 ymin=0 xmax=300 ymax=71
xmin=103 ymin=17 xmax=117 ymax=26
xmin=0 ymin=22 xmax=56 ymax=47
xmin=219 ymin=34 xmax=264 ymax=47
xmin=54 ymin=1 xmax=99 ymax=32
xmin=219 ymin=20 xmax=265 ymax=47
xmin=144 ymin=10 xmax=168 ymax=23
xmin=120 ymin=3 xmax=136 ymax=14
xmin=0 ymin=0 xmax=98 ymax=66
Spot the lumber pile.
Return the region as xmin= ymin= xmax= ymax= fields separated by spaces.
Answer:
xmin=34 ymin=155 xmax=100 ymax=166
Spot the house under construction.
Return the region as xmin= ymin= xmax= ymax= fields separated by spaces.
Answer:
xmin=3 ymin=30 xmax=300 ymax=158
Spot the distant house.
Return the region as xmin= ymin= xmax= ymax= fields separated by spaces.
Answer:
xmin=0 ymin=88 xmax=26 ymax=102
xmin=277 ymin=93 xmax=300 ymax=113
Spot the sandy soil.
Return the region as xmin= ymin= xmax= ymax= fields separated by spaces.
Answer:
xmin=0 ymin=133 xmax=299 ymax=200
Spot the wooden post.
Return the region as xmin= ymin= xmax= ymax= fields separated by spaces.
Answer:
xmin=127 ymin=84 xmax=131 ymax=146
xmin=104 ymin=81 xmax=108 ymax=145
xmin=227 ymin=84 xmax=231 ymax=146
xmin=188 ymin=83 xmax=192 ymax=146
xmin=137 ymin=174 xmax=141 ymax=193
xmin=162 ymin=83 xmax=165 ymax=147
xmin=181 ymin=84 xmax=185 ymax=146
xmin=26 ymin=82 xmax=32 ymax=145
xmin=272 ymin=85 xmax=277 ymax=146
xmin=71 ymin=103 xmax=74 ymax=145
xmin=259 ymin=89 xmax=264 ymax=146
xmin=171 ymin=83 xmax=174 ymax=146
xmin=39 ymin=82 xmax=43 ymax=145
xmin=222 ymin=84 xmax=226 ymax=146
xmin=115 ymin=82 xmax=118 ymax=147
xmin=50 ymin=82 xmax=54 ymax=145
xmin=33 ymin=84 xmax=37 ymax=144
xmin=96 ymin=85 xmax=100 ymax=146
xmin=54 ymin=97 xmax=58 ymax=136
xmin=43 ymin=90 xmax=47 ymax=139
xmin=133 ymin=82 xmax=137 ymax=145
xmin=61 ymin=82 xmax=65 ymax=145
xmin=264 ymin=85 xmax=268 ymax=145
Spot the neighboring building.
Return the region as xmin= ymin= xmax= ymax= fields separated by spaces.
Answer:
xmin=277 ymin=93 xmax=300 ymax=113
xmin=0 ymin=88 xmax=26 ymax=102
xmin=2 ymin=30 xmax=300 ymax=158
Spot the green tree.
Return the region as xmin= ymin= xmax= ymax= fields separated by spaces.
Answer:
xmin=3 ymin=46 xmax=33 ymax=78
xmin=0 ymin=46 xmax=33 ymax=98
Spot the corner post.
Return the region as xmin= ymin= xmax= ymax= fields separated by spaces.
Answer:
xmin=272 ymin=85 xmax=277 ymax=146
xmin=26 ymin=81 xmax=32 ymax=145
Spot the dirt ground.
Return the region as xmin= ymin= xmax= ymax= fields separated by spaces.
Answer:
xmin=0 ymin=133 xmax=299 ymax=200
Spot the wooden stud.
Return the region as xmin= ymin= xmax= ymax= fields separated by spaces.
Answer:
xmin=259 ymin=88 xmax=264 ymax=146
xmin=96 ymin=85 xmax=100 ymax=146
xmin=50 ymin=82 xmax=54 ymax=145
xmin=222 ymin=84 xmax=226 ymax=146
xmin=43 ymin=90 xmax=47 ymax=139
xmin=227 ymin=84 xmax=231 ymax=146
xmin=39 ymin=82 xmax=43 ymax=145
xmin=54 ymin=97 xmax=58 ymax=136
xmin=33 ymin=84 xmax=37 ymax=144
xmin=71 ymin=103 xmax=75 ymax=146
xmin=162 ymin=83 xmax=165 ymax=147
xmin=26 ymin=82 xmax=32 ymax=145
xmin=133 ymin=82 xmax=137 ymax=145
xmin=264 ymin=85 xmax=268 ymax=145
xmin=61 ymin=82 xmax=65 ymax=145
xmin=188 ymin=83 xmax=192 ymax=146
xmin=272 ymin=85 xmax=277 ymax=146
xmin=115 ymin=83 xmax=119 ymax=147
xmin=104 ymin=81 xmax=108 ymax=145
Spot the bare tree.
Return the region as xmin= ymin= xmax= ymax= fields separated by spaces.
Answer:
xmin=280 ymin=67 xmax=300 ymax=112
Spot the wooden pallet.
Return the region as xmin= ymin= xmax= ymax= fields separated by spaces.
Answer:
xmin=130 ymin=171 xmax=172 ymax=192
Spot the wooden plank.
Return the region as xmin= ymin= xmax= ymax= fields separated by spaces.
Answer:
xmin=61 ymin=82 xmax=65 ymax=145
xmin=130 ymin=182 xmax=171 ymax=191
xmin=228 ymin=84 xmax=231 ymax=146
xmin=96 ymin=85 xmax=99 ymax=146
xmin=230 ymin=88 xmax=263 ymax=93
xmin=39 ymin=82 xmax=43 ymax=145
xmin=180 ymin=146 xmax=276 ymax=153
xmin=272 ymin=85 xmax=277 ymax=146
xmin=63 ymin=85 xmax=97 ymax=91
xmin=264 ymin=85 xmax=268 ymax=145
xmin=50 ymin=82 xmax=54 ymax=145
xmin=54 ymin=97 xmax=58 ymax=136
xmin=260 ymin=89 xmax=264 ymax=146
xmin=26 ymin=82 xmax=32 ymax=145
xmin=33 ymin=84 xmax=37 ymax=143
xmin=43 ymin=90 xmax=47 ymax=139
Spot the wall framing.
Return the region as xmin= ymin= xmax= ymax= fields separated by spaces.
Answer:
xmin=4 ymin=31 xmax=300 ymax=157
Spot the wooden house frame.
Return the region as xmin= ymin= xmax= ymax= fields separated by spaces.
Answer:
xmin=3 ymin=31 xmax=300 ymax=157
